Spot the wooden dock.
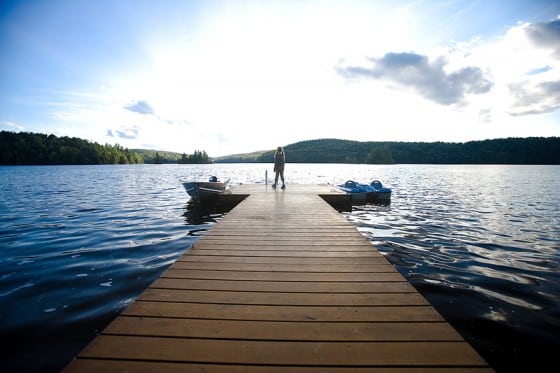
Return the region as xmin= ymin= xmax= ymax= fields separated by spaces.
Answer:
xmin=63 ymin=184 xmax=493 ymax=372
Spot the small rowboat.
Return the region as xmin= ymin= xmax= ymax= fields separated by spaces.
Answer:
xmin=182 ymin=176 xmax=230 ymax=203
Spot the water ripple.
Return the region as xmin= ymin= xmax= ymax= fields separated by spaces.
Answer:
xmin=344 ymin=164 xmax=560 ymax=372
xmin=1 ymin=164 xmax=559 ymax=373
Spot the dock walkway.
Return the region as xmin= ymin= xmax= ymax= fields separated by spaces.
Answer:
xmin=64 ymin=184 xmax=492 ymax=372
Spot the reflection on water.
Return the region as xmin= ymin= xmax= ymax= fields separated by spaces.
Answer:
xmin=183 ymin=200 xmax=224 ymax=225
xmin=183 ymin=193 xmax=246 ymax=225
xmin=1 ymin=163 xmax=559 ymax=373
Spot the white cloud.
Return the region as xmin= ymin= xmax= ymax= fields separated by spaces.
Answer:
xmin=1 ymin=121 xmax=26 ymax=131
xmin=106 ymin=126 xmax=139 ymax=140
xmin=524 ymin=18 xmax=560 ymax=58
xmin=508 ymin=80 xmax=560 ymax=116
xmin=124 ymin=100 xmax=155 ymax=115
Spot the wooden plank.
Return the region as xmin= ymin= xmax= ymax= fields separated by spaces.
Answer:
xmin=64 ymin=360 xmax=494 ymax=373
xmin=121 ymin=301 xmax=446 ymax=322
xmin=151 ymin=278 xmax=416 ymax=293
xmin=170 ymin=261 xmax=398 ymax=272
xmin=207 ymin=226 xmax=360 ymax=232
xmin=204 ymin=231 xmax=360 ymax=236
xmin=192 ymin=243 xmax=378 ymax=251
xmin=161 ymin=268 xmax=407 ymax=282
xmin=74 ymin=335 xmax=489 ymax=366
xmin=195 ymin=238 xmax=371 ymax=245
xmin=137 ymin=288 xmax=429 ymax=306
xmin=181 ymin=250 xmax=384 ymax=258
xmin=105 ymin=317 xmax=464 ymax=341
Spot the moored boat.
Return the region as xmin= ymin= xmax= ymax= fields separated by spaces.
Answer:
xmin=182 ymin=176 xmax=230 ymax=203
xmin=336 ymin=180 xmax=371 ymax=204
xmin=367 ymin=179 xmax=392 ymax=203
xmin=336 ymin=179 xmax=391 ymax=204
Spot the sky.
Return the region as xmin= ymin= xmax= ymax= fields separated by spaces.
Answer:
xmin=1 ymin=0 xmax=560 ymax=157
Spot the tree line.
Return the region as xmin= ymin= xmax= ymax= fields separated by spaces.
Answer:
xmin=0 ymin=131 xmax=143 ymax=165
xmin=0 ymin=131 xmax=213 ymax=165
xmin=214 ymin=137 xmax=560 ymax=164
xmin=178 ymin=150 xmax=210 ymax=164
xmin=3 ymin=131 xmax=558 ymax=165
xmin=133 ymin=149 xmax=211 ymax=164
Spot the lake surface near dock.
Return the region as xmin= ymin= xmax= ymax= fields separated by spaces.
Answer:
xmin=1 ymin=163 xmax=559 ymax=372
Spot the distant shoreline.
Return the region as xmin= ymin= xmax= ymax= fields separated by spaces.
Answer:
xmin=2 ymin=131 xmax=559 ymax=165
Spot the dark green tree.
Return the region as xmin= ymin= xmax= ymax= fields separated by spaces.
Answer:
xmin=177 ymin=150 xmax=211 ymax=164
xmin=366 ymin=146 xmax=394 ymax=164
xmin=154 ymin=152 xmax=163 ymax=164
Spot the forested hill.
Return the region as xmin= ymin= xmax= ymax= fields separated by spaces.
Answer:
xmin=0 ymin=131 xmax=143 ymax=165
xmin=0 ymin=131 xmax=210 ymax=165
xmin=215 ymin=137 xmax=560 ymax=164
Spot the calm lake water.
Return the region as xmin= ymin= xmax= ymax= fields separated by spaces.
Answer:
xmin=1 ymin=163 xmax=558 ymax=372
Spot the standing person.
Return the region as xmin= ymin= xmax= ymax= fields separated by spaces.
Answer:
xmin=272 ymin=146 xmax=286 ymax=189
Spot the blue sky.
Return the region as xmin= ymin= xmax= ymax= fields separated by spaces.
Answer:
xmin=1 ymin=0 xmax=560 ymax=156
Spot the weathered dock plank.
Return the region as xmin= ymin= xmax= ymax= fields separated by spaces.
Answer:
xmin=63 ymin=184 xmax=493 ymax=372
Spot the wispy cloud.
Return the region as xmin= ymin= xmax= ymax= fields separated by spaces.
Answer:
xmin=2 ymin=121 xmax=26 ymax=131
xmin=106 ymin=127 xmax=140 ymax=140
xmin=337 ymin=52 xmax=493 ymax=105
xmin=124 ymin=100 xmax=155 ymax=115
xmin=504 ymin=18 xmax=560 ymax=116
xmin=508 ymin=80 xmax=560 ymax=116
